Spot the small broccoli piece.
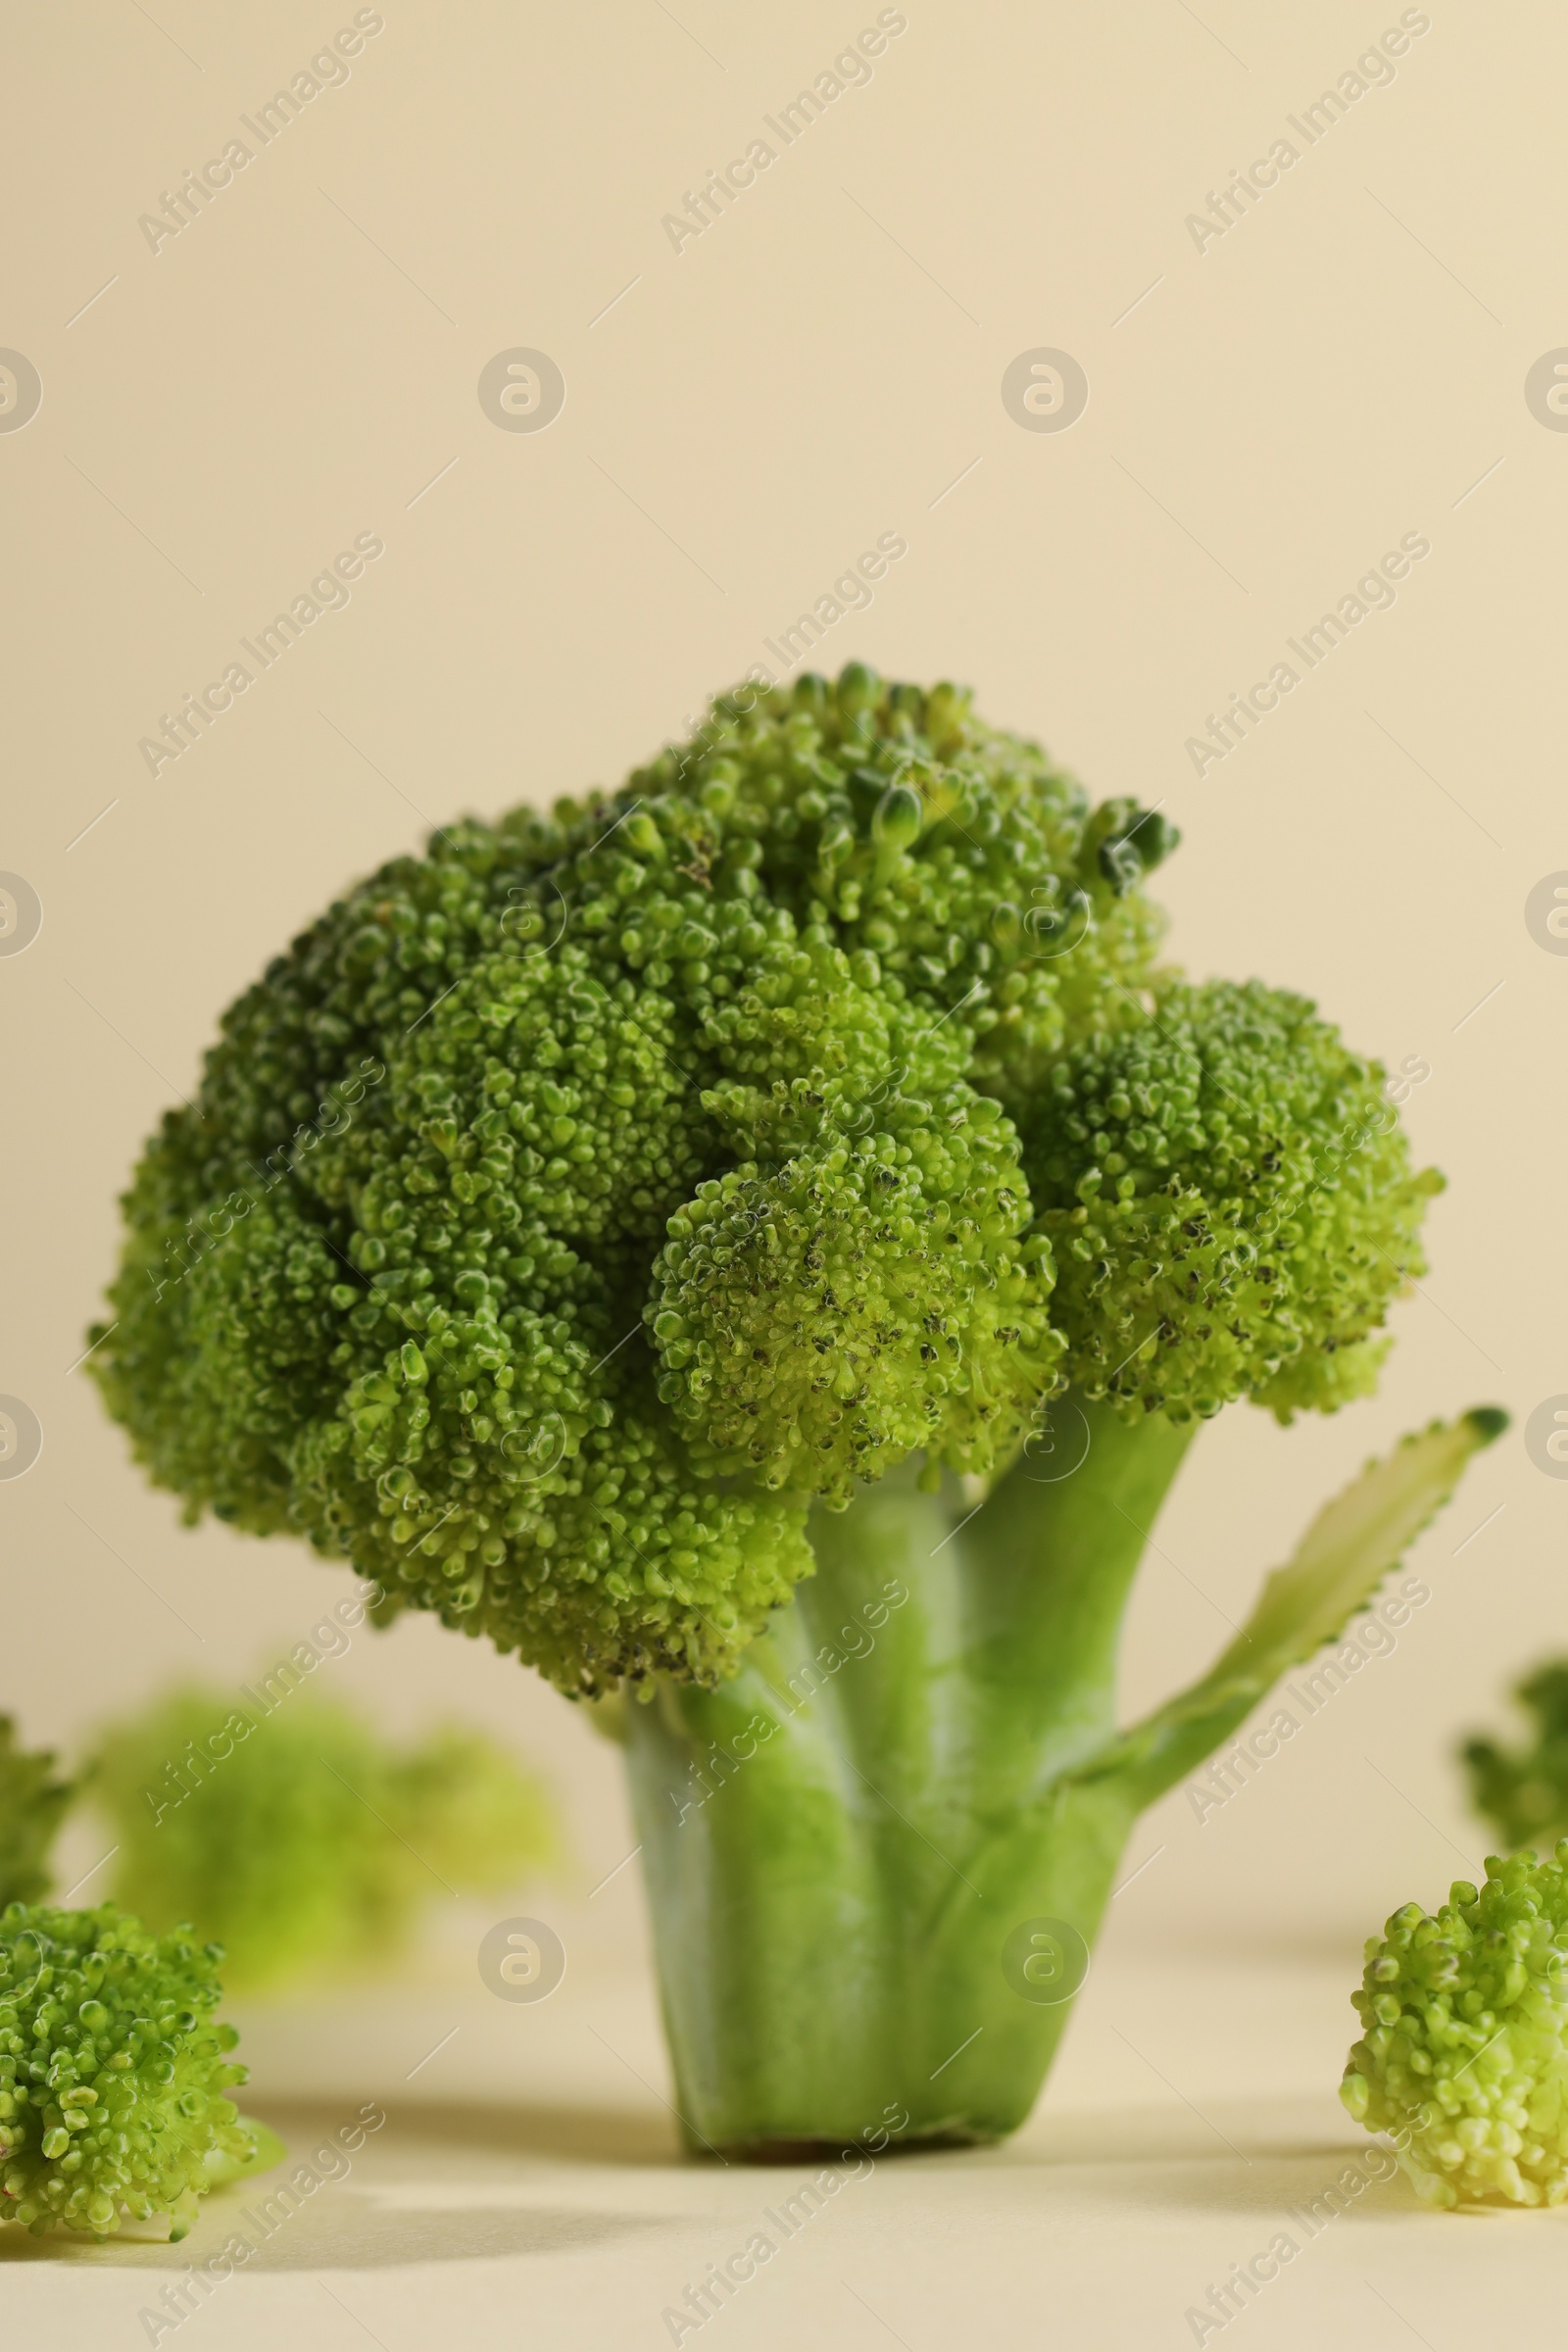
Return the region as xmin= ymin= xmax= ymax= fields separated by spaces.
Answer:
xmin=1461 ymin=1664 xmax=1568 ymax=1852
xmin=91 ymin=1687 xmax=555 ymax=1991
xmin=0 ymin=1901 xmax=256 ymax=2237
xmin=1342 ymin=1850 xmax=1568 ymax=2207
xmin=1022 ymin=979 xmax=1440 ymax=1424
xmin=0 ymin=1720 xmax=74 ymax=1909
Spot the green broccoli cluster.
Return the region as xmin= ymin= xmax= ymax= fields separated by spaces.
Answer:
xmin=1462 ymin=1664 xmax=1568 ymax=1853
xmin=1342 ymin=1850 xmax=1568 ymax=2207
xmin=0 ymin=1720 xmax=73 ymax=1911
xmin=0 ymin=1902 xmax=252 ymax=2237
xmin=1025 ymin=980 xmax=1439 ymax=1421
xmin=92 ymin=1689 xmax=556 ymax=1992
xmin=91 ymin=666 xmax=1435 ymax=1695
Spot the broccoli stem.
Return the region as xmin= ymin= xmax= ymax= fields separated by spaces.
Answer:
xmin=622 ymin=1398 xmax=1195 ymax=2158
xmin=624 ymin=1401 xmax=1498 ymax=2158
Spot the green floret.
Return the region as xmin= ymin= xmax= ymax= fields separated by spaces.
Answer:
xmin=1462 ymin=1664 xmax=1568 ymax=1853
xmin=91 ymin=1687 xmax=556 ymax=1992
xmin=0 ymin=1902 xmax=254 ymax=2238
xmin=1023 ymin=979 xmax=1440 ymax=1423
xmin=88 ymin=664 xmax=1434 ymax=1698
xmin=1342 ymin=1850 xmax=1568 ymax=2207
xmin=0 ymin=1720 xmax=74 ymax=1909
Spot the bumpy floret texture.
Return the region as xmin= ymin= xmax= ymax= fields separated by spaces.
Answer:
xmin=1342 ymin=1851 xmax=1568 ymax=2207
xmin=94 ymin=1688 xmax=556 ymax=1992
xmin=90 ymin=665 xmax=1433 ymax=1692
xmin=1023 ymin=980 xmax=1438 ymax=1423
xmin=0 ymin=1902 xmax=250 ymax=2237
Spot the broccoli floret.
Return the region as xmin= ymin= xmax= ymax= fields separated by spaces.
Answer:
xmin=0 ymin=1720 xmax=73 ymax=1909
xmin=1024 ymin=979 xmax=1441 ymax=1423
xmin=1462 ymin=1665 xmax=1568 ymax=1852
xmin=89 ymin=666 xmax=1434 ymax=1697
xmin=0 ymin=1901 xmax=256 ymax=2237
xmin=1342 ymin=1849 xmax=1568 ymax=2207
xmin=91 ymin=1688 xmax=555 ymax=1992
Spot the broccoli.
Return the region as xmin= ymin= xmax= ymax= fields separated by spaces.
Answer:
xmin=1342 ymin=1850 xmax=1568 ymax=2207
xmin=89 ymin=664 xmax=1500 ymax=2155
xmin=0 ymin=1900 xmax=271 ymax=2237
xmin=0 ymin=1719 xmax=73 ymax=1909
xmin=91 ymin=1687 xmax=556 ymax=1992
xmin=1461 ymin=1664 xmax=1568 ymax=1853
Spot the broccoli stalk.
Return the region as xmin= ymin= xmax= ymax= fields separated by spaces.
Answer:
xmin=88 ymin=665 xmax=1499 ymax=2156
xmin=628 ymin=1409 xmax=1500 ymax=2150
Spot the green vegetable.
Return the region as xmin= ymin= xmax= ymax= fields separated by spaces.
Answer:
xmin=1343 ymin=1849 xmax=1568 ymax=2207
xmin=1462 ymin=1664 xmax=1568 ymax=1852
xmin=88 ymin=664 xmax=1497 ymax=2152
xmin=0 ymin=1719 xmax=73 ymax=1908
xmin=91 ymin=1688 xmax=555 ymax=1992
xmin=0 ymin=1901 xmax=269 ymax=2237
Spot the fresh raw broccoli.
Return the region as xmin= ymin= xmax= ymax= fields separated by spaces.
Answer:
xmin=91 ymin=1688 xmax=556 ymax=1992
xmin=1342 ymin=1850 xmax=1568 ymax=2207
xmin=0 ymin=1901 xmax=270 ymax=2237
xmin=89 ymin=664 xmax=1500 ymax=2155
xmin=1461 ymin=1664 xmax=1568 ymax=1853
xmin=0 ymin=1720 xmax=74 ymax=1909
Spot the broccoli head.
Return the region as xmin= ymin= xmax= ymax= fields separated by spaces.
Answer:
xmin=91 ymin=1686 xmax=556 ymax=1991
xmin=0 ymin=1719 xmax=73 ymax=1909
xmin=91 ymin=666 xmax=1437 ymax=1696
xmin=1462 ymin=1663 xmax=1568 ymax=1853
xmin=0 ymin=1902 xmax=255 ymax=2237
xmin=1343 ymin=1850 xmax=1568 ymax=2207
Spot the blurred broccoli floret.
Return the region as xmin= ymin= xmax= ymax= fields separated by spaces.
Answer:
xmin=0 ymin=1901 xmax=260 ymax=2237
xmin=0 ymin=1719 xmax=73 ymax=1908
xmin=1342 ymin=1850 xmax=1568 ymax=2207
xmin=91 ymin=1686 xmax=556 ymax=1992
xmin=1462 ymin=1664 xmax=1568 ymax=1853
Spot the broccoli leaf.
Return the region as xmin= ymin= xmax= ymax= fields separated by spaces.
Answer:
xmin=1069 ymin=1407 xmax=1506 ymax=1807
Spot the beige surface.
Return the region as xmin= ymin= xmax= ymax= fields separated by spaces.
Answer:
xmin=7 ymin=1935 xmax=1564 ymax=2350
xmin=1 ymin=0 xmax=1563 ymax=2336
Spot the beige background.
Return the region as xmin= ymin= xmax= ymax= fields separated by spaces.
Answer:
xmin=2 ymin=0 xmax=1564 ymax=2339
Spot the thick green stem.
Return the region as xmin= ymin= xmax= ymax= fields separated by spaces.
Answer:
xmin=623 ymin=1400 xmax=1194 ymax=2157
xmin=621 ymin=1401 xmax=1497 ymax=2158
